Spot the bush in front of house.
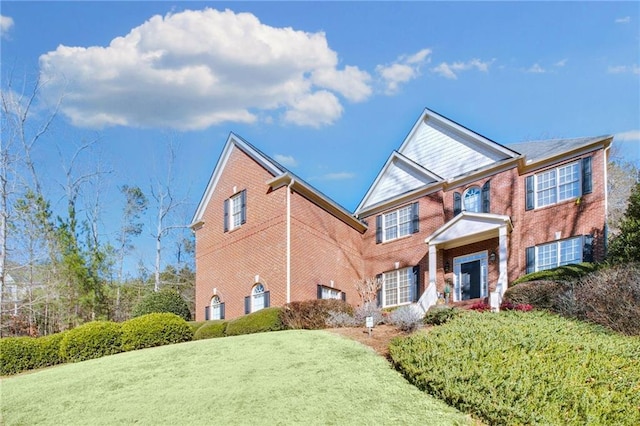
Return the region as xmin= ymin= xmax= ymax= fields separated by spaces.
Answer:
xmin=60 ymin=321 xmax=123 ymax=362
xmin=36 ymin=331 xmax=68 ymax=368
xmin=423 ymin=306 xmax=463 ymax=326
xmin=325 ymin=310 xmax=360 ymax=327
xmin=280 ymin=299 xmax=354 ymax=330
xmin=386 ymin=305 xmax=424 ymax=332
xmin=389 ymin=310 xmax=640 ymax=425
xmin=0 ymin=336 xmax=40 ymax=375
xmin=503 ymin=280 xmax=570 ymax=311
xmin=187 ymin=321 xmax=208 ymax=335
xmin=511 ymin=262 xmax=599 ymax=285
xmin=132 ymin=289 xmax=192 ymax=321
xmin=121 ymin=313 xmax=193 ymax=351
xmin=354 ymin=302 xmax=384 ymax=326
xmin=193 ymin=321 xmax=228 ymax=340
xmin=225 ymin=307 xmax=283 ymax=336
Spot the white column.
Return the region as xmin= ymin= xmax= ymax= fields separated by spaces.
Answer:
xmin=429 ymin=244 xmax=437 ymax=285
xmin=499 ymin=224 xmax=508 ymax=295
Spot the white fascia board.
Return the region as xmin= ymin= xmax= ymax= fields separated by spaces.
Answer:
xmin=425 ymin=212 xmax=512 ymax=245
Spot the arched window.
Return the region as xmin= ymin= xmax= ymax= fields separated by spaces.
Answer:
xmin=252 ymin=283 xmax=265 ymax=312
xmin=210 ymin=295 xmax=222 ymax=320
xmin=463 ymin=187 xmax=481 ymax=213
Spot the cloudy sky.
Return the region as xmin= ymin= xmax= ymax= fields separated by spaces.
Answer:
xmin=2 ymin=1 xmax=638 ymax=270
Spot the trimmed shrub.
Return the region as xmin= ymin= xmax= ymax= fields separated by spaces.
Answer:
xmin=35 ymin=332 xmax=67 ymax=368
xmin=280 ymin=299 xmax=354 ymax=330
xmin=60 ymin=321 xmax=123 ymax=362
xmin=423 ymin=306 xmax=463 ymax=326
xmin=225 ymin=307 xmax=283 ymax=337
xmin=121 ymin=313 xmax=193 ymax=351
xmin=188 ymin=321 xmax=208 ymax=335
xmin=0 ymin=336 xmax=39 ymax=375
xmin=512 ymin=262 xmax=599 ymax=285
xmin=132 ymin=289 xmax=192 ymax=321
xmin=503 ymin=280 xmax=571 ymax=311
xmin=390 ymin=311 xmax=640 ymax=425
xmin=193 ymin=321 xmax=228 ymax=340
xmin=386 ymin=305 xmax=423 ymax=332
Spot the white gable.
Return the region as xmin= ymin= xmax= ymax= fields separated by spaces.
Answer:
xmin=400 ymin=113 xmax=515 ymax=180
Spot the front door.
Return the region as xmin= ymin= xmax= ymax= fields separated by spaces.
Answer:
xmin=460 ymin=260 xmax=481 ymax=300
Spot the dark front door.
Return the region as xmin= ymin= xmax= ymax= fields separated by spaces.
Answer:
xmin=460 ymin=260 xmax=481 ymax=300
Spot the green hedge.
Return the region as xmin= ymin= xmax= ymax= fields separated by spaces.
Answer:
xmin=0 ymin=337 xmax=39 ymax=375
xmin=193 ymin=321 xmax=228 ymax=340
xmin=121 ymin=313 xmax=193 ymax=351
xmin=60 ymin=321 xmax=123 ymax=362
xmin=225 ymin=307 xmax=283 ymax=337
xmin=187 ymin=320 xmax=208 ymax=335
xmin=132 ymin=289 xmax=192 ymax=321
xmin=512 ymin=262 xmax=599 ymax=285
xmin=390 ymin=311 xmax=640 ymax=425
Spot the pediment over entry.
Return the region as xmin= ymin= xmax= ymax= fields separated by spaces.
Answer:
xmin=426 ymin=212 xmax=512 ymax=250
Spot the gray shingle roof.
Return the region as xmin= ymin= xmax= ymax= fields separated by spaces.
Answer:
xmin=508 ymin=136 xmax=612 ymax=163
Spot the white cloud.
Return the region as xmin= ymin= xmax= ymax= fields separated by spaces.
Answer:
xmin=37 ymin=8 xmax=373 ymax=130
xmin=431 ymin=58 xmax=494 ymax=80
xmin=608 ymin=65 xmax=640 ymax=75
xmin=376 ymin=48 xmax=431 ymax=94
xmin=615 ymin=130 xmax=640 ymax=141
xmin=526 ymin=63 xmax=546 ymax=73
xmin=321 ymin=172 xmax=355 ymax=180
xmin=273 ymin=154 xmax=298 ymax=168
xmin=1 ymin=15 xmax=14 ymax=38
xmin=554 ymin=59 xmax=568 ymax=67
xmin=615 ymin=16 xmax=631 ymax=24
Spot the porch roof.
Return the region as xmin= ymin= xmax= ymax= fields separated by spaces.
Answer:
xmin=425 ymin=212 xmax=512 ymax=250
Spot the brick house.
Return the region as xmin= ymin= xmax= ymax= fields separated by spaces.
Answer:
xmin=191 ymin=108 xmax=612 ymax=320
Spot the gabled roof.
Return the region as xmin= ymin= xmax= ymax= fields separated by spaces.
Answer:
xmin=509 ymin=135 xmax=613 ymax=170
xmin=426 ymin=212 xmax=512 ymax=250
xmin=190 ymin=133 xmax=366 ymax=232
xmin=356 ymin=108 xmax=520 ymax=216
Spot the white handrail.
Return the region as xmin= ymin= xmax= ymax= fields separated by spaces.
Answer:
xmin=415 ymin=281 xmax=438 ymax=314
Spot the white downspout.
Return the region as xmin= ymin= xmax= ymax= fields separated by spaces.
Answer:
xmin=286 ymin=178 xmax=294 ymax=303
xmin=603 ymin=145 xmax=610 ymax=255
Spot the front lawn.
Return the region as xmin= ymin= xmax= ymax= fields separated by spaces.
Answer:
xmin=2 ymin=330 xmax=470 ymax=425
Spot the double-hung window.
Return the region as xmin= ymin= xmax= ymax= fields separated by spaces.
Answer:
xmin=526 ymin=158 xmax=592 ymax=210
xmin=380 ymin=267 xmax=417 ymax=307
xmin=375 ymin=202 xmax=419 ymax=243
xmin=526 ymin=235 xmax=592 ymax=273
xmin=224 ymin=189 xmax=246 ymax=232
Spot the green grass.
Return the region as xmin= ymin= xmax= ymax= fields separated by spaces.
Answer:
xmin=2 ymin=330 xmax=470 ymax=425
xmin=390 ymin=311 xmax=640 ymax=425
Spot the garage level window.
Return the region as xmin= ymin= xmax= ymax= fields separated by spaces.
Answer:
xmin=245 ymin=283 xmax=270 ymax=314
xmin=207 ymin=295 xmax=224 ymax=320
xmin=317 ymin=284 xmax=346 ymax=301
xmin=224 ymin=190 xmax=246 ymax=232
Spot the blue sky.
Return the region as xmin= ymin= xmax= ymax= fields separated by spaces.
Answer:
xmin=2 ymin=2 xmax=639 ymax=274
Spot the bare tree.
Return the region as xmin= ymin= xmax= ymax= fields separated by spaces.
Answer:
xmin=608 ymin=159 xmax=639 ymax=235
xmin=355 ymin=277 xmax=382 ymax=306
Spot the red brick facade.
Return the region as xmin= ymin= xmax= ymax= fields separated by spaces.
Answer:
xmin=193 ymin=125 xmax=611 ymax=320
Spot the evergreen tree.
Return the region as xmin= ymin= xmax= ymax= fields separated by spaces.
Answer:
xmin=608 ymin=181 xmax=640 ymax=263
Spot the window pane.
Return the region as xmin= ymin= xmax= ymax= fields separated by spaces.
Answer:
xmin=559 ymin=238 xmax=582 ymax=265
xmin=398 ymin=268 xmax=412 ymax=304
xmin=231 ymin=193 xmax=243 ymax=228
xmin=536 ymin=170 xmax=557 ymax=207
xmin=384 ymin=211 xmax=398 ymax=241
xmin=398 ymin=206 xmax=412 ymax=237
xmin=558 ymin=163 xmax=580 ymax=201
xmin=321 ymin=287 xmax=341 ymax=300
xmin=463 ymin=187 xmax=481 ymax=213
xmin=384 ymin=272 xmax=398 ymax=306
xmin=537 ymin=243 xmax=558 ymax=271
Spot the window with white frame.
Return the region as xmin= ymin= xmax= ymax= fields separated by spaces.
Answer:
xmin=534 ymin=162 xmax=580 ymax=208
xmin=224 ymin=190 xmax=246 ymax=232
xmin=382 ymin=267 xmax=414 ymax=307
xmin=532 ymin=236 xmax=583 ymax=272
xmin=251 ymin=283 xmax=265 ymax=312
xmin=318 ymin=285 xmax=343 ymax=300
xmin=210 ymin=295 xmax=222 ymax=320
xmin=377 ymin=203 xmax=419 ymax=243
xmin=463 ymin=187 xmax=481 ymax=213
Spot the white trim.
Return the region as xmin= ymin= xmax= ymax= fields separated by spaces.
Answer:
xmin=532 ymin=161 xmax=581 ymax=209
xmin=453 ymin=251 xmax=488 ymax=302
xmin=286 ymin=179 xmax=294 ymax=303
xmin=534 ymin=236 xmax=583 ymax=272
xmin=381 ymin=267 xmax=414 ymax=308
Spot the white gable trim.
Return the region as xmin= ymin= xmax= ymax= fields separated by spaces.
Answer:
xmin=400 ymin=108 xmax=520 ymax=160
xmin=190 ymin=133 xmax=284 ymax=227
xmin=517 ymin=136 xmax=613 ymax=174
xmin=425 ymin=212 xmax=512 ymax=250
xmin=355 ymin=151 xmax=443 ymax=215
